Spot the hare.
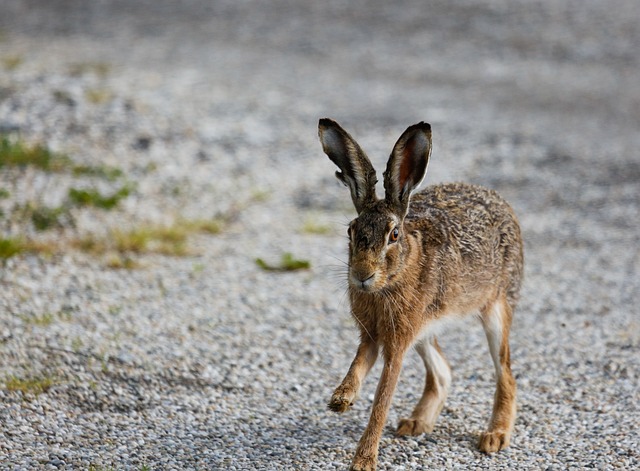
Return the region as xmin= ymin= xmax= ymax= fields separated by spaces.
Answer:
xmin=318 ymin=118 xmax=523 ymax=471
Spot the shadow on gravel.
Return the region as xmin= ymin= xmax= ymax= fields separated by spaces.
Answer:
xmin=24 ymin=345 xmax=249 ymax=414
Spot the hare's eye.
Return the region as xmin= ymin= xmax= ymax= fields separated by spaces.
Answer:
xmin=388 ymin=227 xmax=399 ymax=244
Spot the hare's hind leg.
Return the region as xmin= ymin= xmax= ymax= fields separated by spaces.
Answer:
xmin=397 ymin=336 xmax=451 ymax=436
xmin=479 ymin=294 xmax=517 ymax=453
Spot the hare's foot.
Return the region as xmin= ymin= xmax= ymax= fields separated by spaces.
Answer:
xmin=350 ymin=453 xmax=377 ymax=471
xmin=328 ymin=384 xmax=357 ymax=413
xmin=396 ymin=417 xmax=434 ymax=436
xmin=478 ymin=429 xmax=511 ymax=453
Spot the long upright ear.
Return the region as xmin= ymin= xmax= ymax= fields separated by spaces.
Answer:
xmin=318 ymin=118 xmax=378 ymax=214
xmin=383 ymin=122 xmax=432 ymax=216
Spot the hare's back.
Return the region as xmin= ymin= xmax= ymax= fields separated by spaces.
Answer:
xmin=407 ymin=182 xmax=522 ymax=259
xmin=407 ymin=182 xmax=523 ymax=303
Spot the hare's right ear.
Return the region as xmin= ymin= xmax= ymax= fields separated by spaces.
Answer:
xmin=383 ymin=122 xmax=432 ymax=217
xmin=319 ymin=118 xmax=378 ymax=214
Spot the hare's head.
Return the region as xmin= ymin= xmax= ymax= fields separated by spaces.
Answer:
xmin=319 ymin=119 xmax=432 ymax=293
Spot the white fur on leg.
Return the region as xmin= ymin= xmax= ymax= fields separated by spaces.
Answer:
xmin=482 ymin=301 xmax=504 ymax=380
xmin=415 ymin=337 xmax=451 ymax=426
xmin=418 ymin=339 xmax=452 ymax=392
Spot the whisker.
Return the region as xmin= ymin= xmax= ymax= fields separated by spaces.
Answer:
xmin=326 ymin=254 xmax=350 ymax=267
xmin=324 ymin=265 xmax=348 ymax=274
xmin=338 ymin=288 xmax=350 ymax=310
xmin=379 ymin=292 xmax=397 ymax=341
xmin=328 ymin=264 xmax=349 ymax=273
xmin=352 ymin=309 xmax=374 ymax=343
xmin=324 ymin=269 xmax=349 ymax=287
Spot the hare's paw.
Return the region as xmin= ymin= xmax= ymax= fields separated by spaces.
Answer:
xmin=350 ymin=453 xmax=377 ymax=471
xmin=478 ymin=430 xmax=511 ymax=453
xmin=396 ymin=418 xmax=433 ymax=436
xmin=328 ymin=396 xmax=351 ymax=413
xmin=328 ymin=386 xmax=356 ymax=413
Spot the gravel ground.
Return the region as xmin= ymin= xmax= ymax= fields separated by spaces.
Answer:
xmin=1 ymin=1 xmax=639 ymax=469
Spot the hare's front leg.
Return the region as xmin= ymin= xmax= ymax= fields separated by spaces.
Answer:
xmin=397 ymin=336 xmax=451 ymax=436
xmin=351 ymin=347 xmax=406 ymax=471
xmin=329 ymin=339 xmax=378 ymax=413
xmin=479 ymin=295 xmax=517 ymax=452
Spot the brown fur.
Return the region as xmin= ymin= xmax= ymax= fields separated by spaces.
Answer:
xmin=319 ymin=119 xmax=523 ymax=471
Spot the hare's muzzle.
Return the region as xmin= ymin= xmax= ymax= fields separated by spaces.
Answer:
xmin=349 ymin=269 xmax=378 ymax=292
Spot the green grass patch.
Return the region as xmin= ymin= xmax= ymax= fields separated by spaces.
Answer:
xmin=30 ymin=205 xmax=68 ymax=231
xmin=114 ymin=226 xmax=188 ymax=256
xmin=19 ymin=184 xmax=131 ymax=232
xmin=73 ymin=217 xmax=229 ymax=265
xmin=0 ymin=237 xmax=24 ymax=260
xmin=20 ymin=312 xmax=55 ymax=326
xmin=0 ymin=136 xmax=71 ymax=172
xmin=53 ymin=89 xmax=74 ymax=105
xmin=4 ymin=204 xmax=215 ymax=261
xmin=68 ymin=185 xmax=131 ymax=210
xmin=250 ymin=189 xmax=271 ymax=202
xmin=85 ymin=88 xmax=112 ymax=104
xmin=69 ymin=61 xmax=111 ymax=77
xmin=1 ymin=136 xmax=124 ymax=182
xmin=300 ymin=220 xmax=332 ymax=235
xmin=5 ymin=374 xmax=55 ymax=396
xmin=88 ymin=465 xmax=117 ymax=471
xmin=71 ymin=337 xmax=84 ymax=352
xmin=72 ymin=164 xmax=123 ymax=181
xmin=0 ymin=236 xmax=59 ymax=260
xmin=21 ymin=309 xmax=72 ymax=325
xmin=76 ymin=225 xmax=189 ymax=258
xmin=0 ymin=135 xmax=130 ymax=232
xmin=180 ymin=218 xmax=224 ymax=235
xmin=2 ymin=55 xmax=22 ymax=70
xmin=104 ymin=253 xmax=139 ymax=270
xmin=256 ymin=252 xmax=311 ymax=272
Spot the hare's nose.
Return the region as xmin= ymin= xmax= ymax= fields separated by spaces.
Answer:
xmin=351 ymin=271 xmax=376 ymax=290
xmin=358 ymin=273 xmax=374 ymax=283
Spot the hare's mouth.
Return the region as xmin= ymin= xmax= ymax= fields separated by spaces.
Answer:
xmin=349 ymin=272 xmax=378 ymax=292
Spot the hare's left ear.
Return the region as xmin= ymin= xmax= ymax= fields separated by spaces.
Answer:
xmin=383 ymin=122 xmax=432 ymax=216
xmin=319 ymin=118 xmax=378 ymax=214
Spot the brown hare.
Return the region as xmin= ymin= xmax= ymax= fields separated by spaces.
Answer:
xmin=318 ymin=118 xmax=523 ymax=471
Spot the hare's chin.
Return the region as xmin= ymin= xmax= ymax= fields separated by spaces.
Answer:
xmin=350 ymin=283 xmax=377 ymax=293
